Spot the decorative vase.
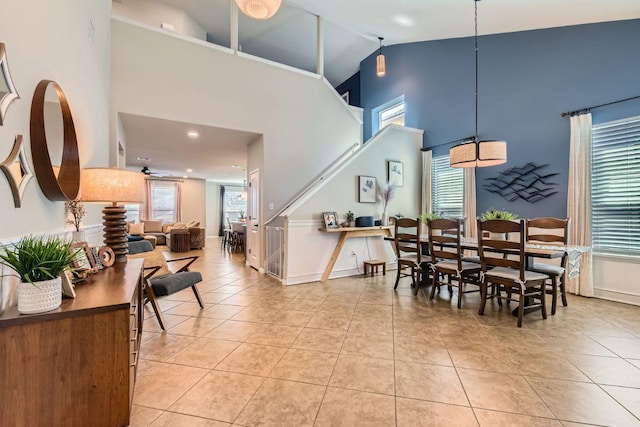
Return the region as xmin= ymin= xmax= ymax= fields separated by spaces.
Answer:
xmin=17 ymin=277 xmax=62 ymax=314
xmin=381 ymin=211 xmax=389 ymax=226
xmin=72 ymin=230 xmax=85 ymax=242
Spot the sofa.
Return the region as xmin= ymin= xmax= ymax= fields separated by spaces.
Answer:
xmin=129 ymin=220 xmax=205 ymax=249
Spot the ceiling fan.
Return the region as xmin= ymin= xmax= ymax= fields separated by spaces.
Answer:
xmin=140 ymin=166 xmax=170 ymax=177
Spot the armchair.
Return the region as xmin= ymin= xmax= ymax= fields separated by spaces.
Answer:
xmin=128 ymin=242 xmax=204 ymax=329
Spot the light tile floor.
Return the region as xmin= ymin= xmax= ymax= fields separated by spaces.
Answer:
xmin=131 ymin=239 xmax=640 ymax=426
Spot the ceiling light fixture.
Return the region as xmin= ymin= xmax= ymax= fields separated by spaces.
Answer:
xmin=136 ymin=156 xmax=150 ymax=161
xmin=186 ymin=168 xmax=193 ymax=173
xmin=235 ymin=0 xmax=281 ymax=20
xmin=449 ymin=0 xmax=507 ymax=168
xmin=376 ymin=36 xmax=386 ymax=77
xmin=141 ymin=166 xmax=151 ymax=175
xmin=187 ymin=131 xmax=199 ymax=138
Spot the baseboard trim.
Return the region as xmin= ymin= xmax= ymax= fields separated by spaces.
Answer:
xmin=285 ymin=263 xmax=396 ymax=286
xmin=594 ymin=288 xmax=640 ymax=306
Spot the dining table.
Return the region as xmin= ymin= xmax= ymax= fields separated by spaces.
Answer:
xmin=385 ymin=234 xmax=591 ymax=317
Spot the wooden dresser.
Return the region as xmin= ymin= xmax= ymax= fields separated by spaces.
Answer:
xmin=0 ymin=259 xmax=144 ymax=427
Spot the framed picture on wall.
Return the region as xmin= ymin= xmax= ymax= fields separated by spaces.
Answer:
xmin=388 ymin=160 xmax=403 ymax=187
xmin=358 ymin=175 xmax=376 ymax=203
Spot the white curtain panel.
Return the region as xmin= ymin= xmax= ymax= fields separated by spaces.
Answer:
xmin=567 ymin=113 xmax=594 ymax=297
xmin=421 ymin=150 xmax=432 ymax=217
xmin=463 ymin=168 xmax=477 ymax=238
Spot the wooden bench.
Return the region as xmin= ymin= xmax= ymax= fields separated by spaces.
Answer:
xmin=364 ymin=260 xmax=386 ymax=277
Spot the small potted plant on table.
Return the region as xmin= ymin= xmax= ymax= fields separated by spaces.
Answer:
xmin=0 ymin=235 xmax=77 ymax=314
xmin=346 ymin=211 xmax=355 ymax=227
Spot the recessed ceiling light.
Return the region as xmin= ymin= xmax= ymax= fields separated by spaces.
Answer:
xmin=187 ymin=131 xmax=199 ymax=138
xmin=186 ymin=168 xmax=193 ymax=173
xmin=137 ymin=156 xmax=150 ymax=161
xmin=232 ymin=165 xmax=241 ymax=168
xmin=393 ymin=15 xmax=414 ymax=27
xmin=182 ymin=175 xmax=188 ymax=179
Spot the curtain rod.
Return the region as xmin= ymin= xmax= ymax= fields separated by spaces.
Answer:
xmin=420 ymin=136 xmax=475 ymax=152
xmin=560 ymin=95 xmax=640 ymax=117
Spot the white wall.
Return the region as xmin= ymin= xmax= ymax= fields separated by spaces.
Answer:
xmin=112 ymin=0 xmax=206 ymax=40
xmin=0 ymin=0 xmax=111 ymax=240
xmin=111 ymin=18 xmax=361 ymax=221
xmin=180 ymin=178 xmax=206 ymax=228
xmin=285 ymin=126 xmax=423 ymax=284
xmin=594 ymin=255 xmax=640 ymax=306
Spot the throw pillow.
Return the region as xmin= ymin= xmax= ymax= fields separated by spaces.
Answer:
xmin=129 ymin=223 xmax=144 ymax=236
xmin=162 ymin=223 xmax=174 ymax=233
xmin=128 ymin=248 xmax=172 ymax=277
xmin=173 ymin=222 xmax=187 ymax=229
xmin=127 ymin=235 xmax=144 ymax=242
xmin=186 ymin=220 xmax=200 ymax=228
xmin=142 ymin=219 xmax=163 ymax=233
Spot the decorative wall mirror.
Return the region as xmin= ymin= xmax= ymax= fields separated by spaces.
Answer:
xmin=30 ymin=80 xmax=80 ymax=201
xmin=0 ymin=42 xmax=19 ymax=126
xmin=0 ymin=135 xmax=34 ymax=208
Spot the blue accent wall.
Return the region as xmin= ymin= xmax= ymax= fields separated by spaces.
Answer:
xmin=336 ymin=71 xmax=361 ymax=107
xmin=359 ymin=19 xmax=640 ymax=219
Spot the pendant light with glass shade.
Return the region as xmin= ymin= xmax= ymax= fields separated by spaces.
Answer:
xmin=235 ymin=0 xmax=281 ymax=20
xmin=376 ymin=37 xmax=386 ymax=77
xmin=449 ymin=0 xmax=507 ymax=168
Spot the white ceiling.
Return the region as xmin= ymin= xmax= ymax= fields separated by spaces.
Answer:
xmin=120 ymin=113 xmax=259 ymax=182
xmin=117 ymin=0 xmax=640 ymax=182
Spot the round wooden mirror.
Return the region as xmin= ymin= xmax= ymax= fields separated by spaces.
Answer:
xmin=30 ymin=80 xmax=80 ymax=201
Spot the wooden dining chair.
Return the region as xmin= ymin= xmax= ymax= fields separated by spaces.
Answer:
xmin=477 ymin=219 xmax=549 ymax=327
xmin=526 ymin=217 xmax=570 ymax=315
xmin=393 ymin=218 xmax=423 ymax=292
xmin=428 ymin=218 xmax=482 ymax=308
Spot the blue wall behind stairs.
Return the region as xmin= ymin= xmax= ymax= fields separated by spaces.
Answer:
xmin=352 ymin=19 xmax=640 ymax=219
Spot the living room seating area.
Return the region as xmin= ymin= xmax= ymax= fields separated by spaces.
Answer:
xmin=128 ymin=220 xmax=205 ymax=250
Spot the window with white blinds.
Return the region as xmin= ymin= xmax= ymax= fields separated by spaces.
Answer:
xmin=432 ymin=154 xmax=464 ymax=218
xmin=592 ymin=115 xmax=640 ymax=254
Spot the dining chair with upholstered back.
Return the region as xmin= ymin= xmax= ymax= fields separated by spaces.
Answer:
xmin=428 ymin=218 xmax=482 ymax=308
xmin=526 ymin=217 xmax=570 ymax=315
xmin=393 ymin=218 xmax=423 ymax=291
xmin=477 ymin=219 xmax=549 ymax=327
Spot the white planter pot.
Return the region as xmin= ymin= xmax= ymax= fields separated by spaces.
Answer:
xmin=17 ymin=277 xmax=62 ymax=314
xmin=72 ymin=230 xmax=85 ymax=242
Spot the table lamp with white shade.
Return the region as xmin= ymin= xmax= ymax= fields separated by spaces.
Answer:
xmin=80 ymin=168 xmax=145 ymax=263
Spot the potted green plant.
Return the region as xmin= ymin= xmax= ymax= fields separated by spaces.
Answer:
xmin=480 ymin=209 xmax=518 ymax=221
xmin=346 ymin=211 xmax=355 ymax=227
xmin=0 ymin=235 xmax=78 ymax=314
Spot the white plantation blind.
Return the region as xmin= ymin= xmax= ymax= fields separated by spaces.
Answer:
xmin=592 ymin=115 xmax=640 ymax=253
xmin=432 ymin=154 xmax=463 ymax=218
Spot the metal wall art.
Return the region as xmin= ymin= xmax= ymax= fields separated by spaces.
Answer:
xmin=483 ymin=163 xmax=559 ymax=203
xmin=0 ymin=135 xmax=33 ymax=208
xmin=0 ymin=42 xmax=19 ymax=126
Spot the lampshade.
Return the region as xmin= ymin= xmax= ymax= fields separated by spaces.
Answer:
xmin=450 ymin=140 xmax=507 ymax=168
xmin=235 ymin=0 xmax=281 ymax=19
xmin=376 ymin=36 xmax=386 ymax=77
xmin=376 ymin=54 xmax=386 ymax=77
xmin=81 ymin=168 xmax=145 ymax=203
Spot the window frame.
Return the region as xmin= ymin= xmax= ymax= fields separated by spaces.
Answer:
xmin=431 ymin=154 xmax=464 ymax=219
xmin=591 ymin=114 xmax=640 ymax=255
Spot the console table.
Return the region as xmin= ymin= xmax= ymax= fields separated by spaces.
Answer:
xmin=0 ymin=259 xmax=144 ymax=426
xmin=318 ymin=226 xmax=393 ymax=282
